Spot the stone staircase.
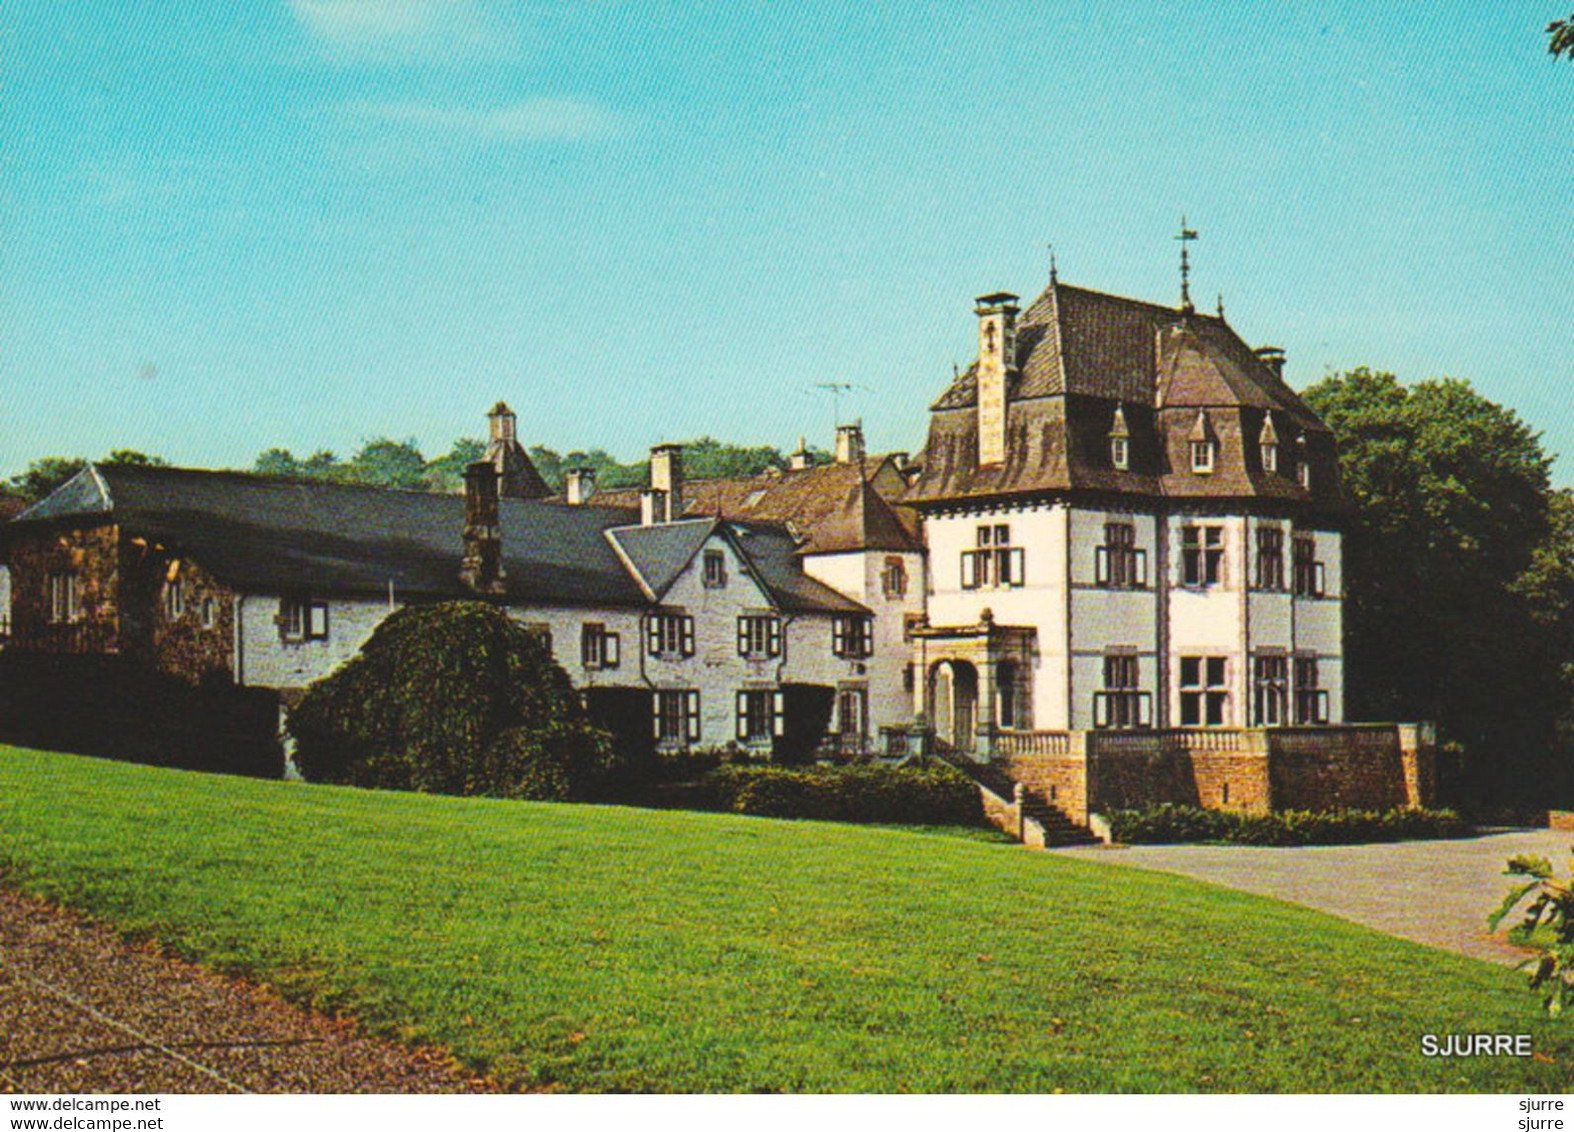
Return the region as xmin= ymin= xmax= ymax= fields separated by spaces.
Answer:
xmin=931 ymin=745 xmax=1099 ymax=847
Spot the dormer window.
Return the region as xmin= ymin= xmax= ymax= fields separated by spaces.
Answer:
xmin=1111 ymin=436 xmax=1129 ymax=471
xmin=1190 ymin=440 xmax=1214 ymax=475
xmin=1297 ymin=459 xmax=1312 ymax=489
xmin=1261 ymin=442 xmax=1278 ymax=474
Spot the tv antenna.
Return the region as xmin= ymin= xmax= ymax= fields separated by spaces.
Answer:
xmin=813 ymin=381 xmax=861 ymax=426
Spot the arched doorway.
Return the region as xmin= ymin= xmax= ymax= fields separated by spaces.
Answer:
xmin=929 ymin=660 xmax=979 ymax=753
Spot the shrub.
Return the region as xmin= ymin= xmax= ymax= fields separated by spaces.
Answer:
xmin=705 ymin=763 xmax=983 ymax=826
xmin=1490 ymin=852 xmax=1574 ymax=1016
xmin=1106 ymin=803 xmax=1470 ymax=846
xmin=287 ymin=602 xmax=613 ymax=800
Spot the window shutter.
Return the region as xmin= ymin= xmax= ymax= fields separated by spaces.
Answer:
xmin=737 ymin=617 xmax=749 ymax=656
xmin=681 ymin=616 xmax=695 ymax=657
xmin=737 ymin=693 xmax=748 ymax=740
xmin=686 ymin=690 xmax=701 ymax=741
xmin=1314 ymin=563 xmax=1327 ymax=597
xmin=772 ymin=691 xmax=785 ymax=737
xmin=310 ymin=603 xmax=329 ymax=638
xmin=648 ymin=619 xmax=661 ymax=657
xmin=833 ymin=617 xmax=846 ymax=655
xmin=605 ymin=633 xmax=619 ymax=667
xmin=768 ymin=618 xmax=781 ymax=657
xmin=1317 ymin=690 xmax=1330 ymax=724
xmin=1093 ymin=692 xmax=1109 ymax=729
xmin=652 ymin=694 xmax=663 ymax=739
xmin=960 ymin=551 xmax=977 ymax=590
xmin=1095 ymin=546 xmax=1109 ymax=585
xmin=1137 ymin=692 xmax=1153 ymax=728
xmin=1135 ymin=549 xmax=1149 ymax=587
xmin=1010 ymin=548 xmax=1025 ymax=587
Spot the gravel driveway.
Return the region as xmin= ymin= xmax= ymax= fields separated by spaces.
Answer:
xmin=0 ymin=885 xmax=493 ymax=1093
xmin=1060 ymin=829 xmax=1572 ymax=965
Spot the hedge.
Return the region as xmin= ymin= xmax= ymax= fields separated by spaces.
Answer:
xmin=1106 ymin=803 xmax=1471 ymax=846
xmin=704 ymin=763 xmax=983 ymax=827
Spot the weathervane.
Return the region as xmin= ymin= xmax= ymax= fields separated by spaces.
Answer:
xmin=1175 ymin=216 xmax=1199 ymax=313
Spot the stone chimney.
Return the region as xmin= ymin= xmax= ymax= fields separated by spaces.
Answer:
xmin=460 ymin=460 xmax=506 ymax=595
xmin=834 ymin=421 xmax=865 ymax=465
xmin=1255 ymin=346 xmax=1286 ymax=381
xmin=974 ymin=292 xmax=1019 ymax=467
xmin=640 ymin=488 xmax=668 ymax=527
xmin=565 ymin=467 xmax=596 ymax=505
xmin=650 ymin=444 xmax=683 ymax=520
xmin=788 ymin=437 xmax=810 ymax=472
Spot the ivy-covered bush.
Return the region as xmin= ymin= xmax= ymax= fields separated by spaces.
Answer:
xmin=705 ymin=763 xmax=983 ymax=826
xmin=1106 ymin=803 xmax=1470 ymax=846
xmin=287 ymin=602 xmax=613 ymax=800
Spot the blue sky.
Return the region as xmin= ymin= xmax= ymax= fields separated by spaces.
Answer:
xmin=3 ymin=2 xmax=1572 ymax=482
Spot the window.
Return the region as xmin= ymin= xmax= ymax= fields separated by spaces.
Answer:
xmin=736 ymin=689 xmax=784 ymax=743
xmin=648 ymin=612 xmax=696 ymax=658
xmin=281 ymin=596 xmax=329 ymax=641
xmin=164 ymin=579 xmax=184 ymax=621
xmin=881 ymin=556 xmax=908 ymax=598
xmin=832 ymin=614 xmax=873 ymax=659
xmin=581 ymin=623 xmax=621 ymax=669
xmin=1262 ymin=442 xmax=1279 ymax=474
xmin=1294 ymin=658 xmax=1329 ymax=724
xmin=1179 ymin=656 xmax=1229 ymax=727
xmin=1094 ymin=655 xmax=1151 ymax=729
xmin=702 ymin=549 xmax=727 ymax=589
xmin=1180 ymin=525 xmax=1225 ymax=587
xmin=837 ymin=687 xmax=868 ymax=741
xmin=1110 ymin=436 xmax=1130 ymax=471
xmin=47 ymin=572 xmax=82 ymax=624
xmin=1297 ymin=459 xmax=1312 ymax=490
xmin=1253 ymin=654 xmax=1288 ymax=725
xmin=1191 ymin=439 xmax=1215 ymax=474
xmin=201 ymin=598 xmax=216 ymax=630
xmin=737 ymin=613 xmax=782 ymax=659
xmin=1095 ymin=522 xmax=1148 ymax=588
xmin=1254 ymin=526 xmax=1285 ymax=591
xmin=1292 ymin=535 xmax=1326 ymax=597
xmin=654 ymin=689 xmax=701 ymax=744
xmin=960 ymin=524 xmax=1024 ymax=589
xmin=523 ymin=622 xmax=553 ymax=654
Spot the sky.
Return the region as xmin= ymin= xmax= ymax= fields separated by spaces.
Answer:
xmin=3 ymin=2 xmax=1572 ymax=484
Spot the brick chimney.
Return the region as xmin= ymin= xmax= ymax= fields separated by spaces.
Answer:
xmin=460 ymin=460 xmax=506 ymax=595
xmin=1255 ymin=346 xmax=1286 ymax=381
xmin=788 ymin=437 xmax=810 ymax=472
xmin=974 ymin=292 xmax=1019 ymax=467
xmin=834 ymin=421 xmax=865 ymax=465
xmin=650 ymin=444 xmax=683 ymax=520
xmin=565 ymin=467 xmax=596 ymax=505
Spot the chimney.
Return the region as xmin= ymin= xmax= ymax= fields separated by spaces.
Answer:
xmin=460 ymin=460 xmax=506 ymax=595
xmin=484 ymin=400 xmax=552 ymax=499
xmin=650 ymin=444 xmax=683 ymax=520
xmin=565 ymin=467 xmax=596 ymax=505
xmin=974 ymin=292 xmax=1019 ymax=467
xmin=1255 ymin=346 xmax=1286 ymax=381
xmin=640 ymin=488 xmax=668 ymax=527
xmin=834 ymin=421 xmax=865 ymax=465
xmin=788 ymin=437 xmax=810 ymax=472
xmin=488 ymin=401 xmax=517 ymax=444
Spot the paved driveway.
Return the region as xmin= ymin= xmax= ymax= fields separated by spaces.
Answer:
xmin=1060 ymin=829 xmax=1572 ymax=965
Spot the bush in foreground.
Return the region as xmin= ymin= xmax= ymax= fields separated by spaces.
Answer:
xmin=1107 ymin=803 xmax=1471 ymax=846
xmin=704 ymin=762 xmax=983 ymax=826
xmin=287 ymin=602 xmax=613 ymax=800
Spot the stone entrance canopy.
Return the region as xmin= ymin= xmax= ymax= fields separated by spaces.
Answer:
xmin=909 ymin=609 xmax=1035 ymax=757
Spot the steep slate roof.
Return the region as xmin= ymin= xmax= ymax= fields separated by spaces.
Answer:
xmin=587 ymin=456 xmax=921 ymax=555
xmin=5 ymin=465 xmax=861 ymax=614
xmin=605 ymin=518 xmax=867 ymax=614
xmin=909 ymin=280 xmax=1345 ymax=514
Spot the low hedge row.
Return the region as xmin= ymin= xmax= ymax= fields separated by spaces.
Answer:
xmin=1106 ymin=802 xmax=1471 ymax=846
xmin=704 ymin=763 xmax=984 ymax=827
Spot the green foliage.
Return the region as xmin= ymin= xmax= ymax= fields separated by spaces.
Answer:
xmin=286 ymin=602 xmax=612 ymax=800
xmin=1490 ymin=851 xmax=1574 ymax=1016
xmin=8 ymin=451 xmax=166 ymax=503
xmin=424 ymin=437 xmax=488 ymax=492
xmin=1552 ymin=14 xmax=1574 ymax=60
xmin=347 ymin=437 xmax=428 ymax=489
xmin=1107 ymin=803 xmax=1470 ymax=846
xmin=1302 ymin=369 xmax=1574 ymax=808
xmin=705 ymin=763 xmax=983 ymax=826
xmin=2 ymin=746 xmax=1570 ymax=1092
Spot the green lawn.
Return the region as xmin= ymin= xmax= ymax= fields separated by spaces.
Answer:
xmin=0 ymin=745 xmax=1567 ymax=1092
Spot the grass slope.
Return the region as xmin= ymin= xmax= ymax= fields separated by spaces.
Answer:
xmin=0 ymin=746 xmax=1566 ymax=1093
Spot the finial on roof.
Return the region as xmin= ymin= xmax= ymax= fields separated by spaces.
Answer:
xmin=1048 ymin=243 xmax=1058 ymax=285
xmin=952 ymin=360 xmax=960 ymax=380
xmin=1175 ymin=216 xmax=1199 ymax=314
xmin=1216 ymin=293 xmax=1225 ymax=320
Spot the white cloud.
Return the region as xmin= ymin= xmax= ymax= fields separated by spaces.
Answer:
xmin=351 ymin=97 xmax=623 ymax=142
xmin=288 ymin=0 xmax=511 ymax=63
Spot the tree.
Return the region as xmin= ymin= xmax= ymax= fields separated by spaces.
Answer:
xmin=1302 ymin=369 xmax=1574 ymax=809
xmin=347 ymin=437 xmax=426 ymax=489
xmin=7 ymin=450 xmax=166 ymax=502
xmin=424 ymin=437 xmax=486 ymax=492
xmin=286 ymin=602 xmax=614 ymax=800
xmin=253 ymin=448 xmax=301 ymax=478
xmin=1551 ymin=14 xmax=1574 ymax=59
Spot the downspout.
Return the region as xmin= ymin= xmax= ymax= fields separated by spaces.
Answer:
xmin=233 ymin=593 xmax=245 ymax=686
